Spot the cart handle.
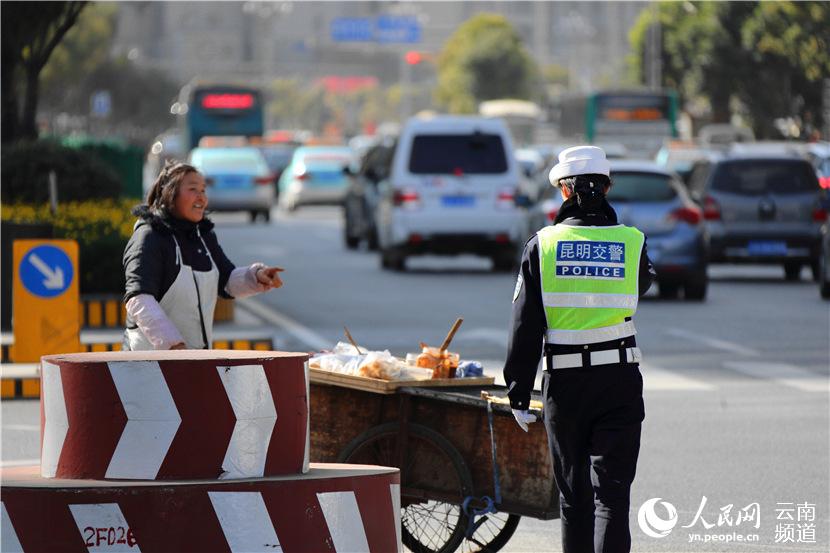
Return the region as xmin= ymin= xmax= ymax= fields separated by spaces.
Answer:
xmin=462 ymin=399 xmax=502 ymax=539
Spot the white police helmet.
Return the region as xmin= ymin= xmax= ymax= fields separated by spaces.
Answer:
xmin=548 ymin=146 xmax=610 ymax=186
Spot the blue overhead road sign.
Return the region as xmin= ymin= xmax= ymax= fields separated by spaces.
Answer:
xmin=376 ymin=15 xmax=421 ymax=44
xmin=331 ymin=15 xmax=421 ymax=44
xmin=19 ymin=244 xmax=74 ymax=298
xmin=331 ymin=18 xmax=374 ymax=42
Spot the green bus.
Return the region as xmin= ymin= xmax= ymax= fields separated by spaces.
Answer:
xmin=176 ymin=82 xmax=265 ymax=151
xmin=556 ymin=90 xmax=679 ymax=158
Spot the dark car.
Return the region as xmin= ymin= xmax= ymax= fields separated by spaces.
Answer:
xmin=257 ymin=144 xmax=297 ymax=198
xmin=686 ymin=153 xmax=826 ymax=280
xmin=343 ymin=137 xmax=396 ymax=250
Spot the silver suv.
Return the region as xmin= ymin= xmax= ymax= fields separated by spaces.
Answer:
xmin=687 ymin=153 xmax=826 ymax=280
xmin=375 ymin=116 xmax=527 ymax=271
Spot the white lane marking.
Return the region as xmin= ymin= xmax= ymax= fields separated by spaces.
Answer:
xmin=723 ymin=362 xmax=830 ymax=393
xmin=317 ymin=491 xmax=370 ymax=553
xmin=209 ymin=491 xmax=282 ymax=553
xmin=1 ymin=502 xmax=24 ymax=553
xmin=68 ymin=503 xmax=140 ymax=552
xmin=237 ymin=297 xmax=330 ymax=351
xmin=41 ymin=360 xmax=68 ymax=478
xmin=216 ymin=365 xmax=277 ymax=479
xmin=456 ymin=328 xmax=506 ymax=345
xmin=106 ymin=361 xmax=181 ymax=479
xmin=665 ymin=328 xmax=760 ymax=356
xmin=640 ymin=365 xmax=715 ymax=391
xmin=1 ymin=458 xmax=40 ymax=468
xmin=390 ymin=484 xmax=402 ymax=552
xmin=4 ymin=424 xmax=39 ymax=432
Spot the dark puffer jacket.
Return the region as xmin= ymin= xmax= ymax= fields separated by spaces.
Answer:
xmin=123 ymin=206 xmax=236 ymax=313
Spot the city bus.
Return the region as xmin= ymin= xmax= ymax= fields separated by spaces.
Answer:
xmin=175 ymin=83 xmax=265 ymax=151
xmin=479 ymin=99 xmax=542 ymax=146
xmin=556 ymin=90 xmax=679 ymax=158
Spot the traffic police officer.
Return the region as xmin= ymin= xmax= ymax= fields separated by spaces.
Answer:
xmin=504 ymin=146 xmax=655 ymax=553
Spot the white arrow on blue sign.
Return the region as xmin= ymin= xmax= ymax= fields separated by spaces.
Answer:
xmin=20 ymin=245 xmax=74 ymax=298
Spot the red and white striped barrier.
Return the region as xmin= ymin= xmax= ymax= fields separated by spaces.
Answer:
xmin=40 ymin=351 xmax=310 ymax=480
xmin=1 ymin=463 xmax=401 ymax=553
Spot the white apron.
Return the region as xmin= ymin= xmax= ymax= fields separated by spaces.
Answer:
xmin=126 ymin=230 xmax=219 ymax=350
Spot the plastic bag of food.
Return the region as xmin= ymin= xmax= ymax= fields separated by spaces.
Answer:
xmin=456 ymin=361 xmax=484 ymax=378
xmin=358 ymin=350 xmax=403 ymax=380
xmin=310 ymin=352 xmax=364 ymax=375
xmin=399 ymin=365 xmax=434 ymax=380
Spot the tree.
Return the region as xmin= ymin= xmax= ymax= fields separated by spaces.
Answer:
xmin=1 ymin=1 xmax=87 ymax=143
xmin=629 ymin=1 xmax=829 ymax=138
xmin=435 ymin=14 xmax=539 ymax=114
xmin=628 ymin=2 xmax=755 ymax=123
xmin=741 ymin=2 xmax=830 ymax=138
xmin=34 ymin=3 xmax=180 ymax=147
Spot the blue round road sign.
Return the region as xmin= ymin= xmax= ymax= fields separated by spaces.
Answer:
xmin=19 ymin=245 xmax=74 ymax=298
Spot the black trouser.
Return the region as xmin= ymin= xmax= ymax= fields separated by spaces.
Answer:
xmin=542 ymin=346 xmax=644 ymax=553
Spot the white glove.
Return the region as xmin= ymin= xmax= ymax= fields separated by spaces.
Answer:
xmin=512 ymin=409 xmax=537 ymax=432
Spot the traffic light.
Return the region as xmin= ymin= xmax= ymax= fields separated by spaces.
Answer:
xmin=404 ymin=51 xmax=423 ymax=65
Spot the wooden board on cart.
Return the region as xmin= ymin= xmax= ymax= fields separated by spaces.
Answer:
xmin=309 ymin=368 xmax=494 ymax=394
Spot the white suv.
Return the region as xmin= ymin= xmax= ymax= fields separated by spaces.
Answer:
xmin=375 ymin=115 xmax=527 ymax=271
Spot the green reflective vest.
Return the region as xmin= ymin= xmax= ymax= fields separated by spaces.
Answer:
xmin=537 ymin=224 xmax=644 ymax=344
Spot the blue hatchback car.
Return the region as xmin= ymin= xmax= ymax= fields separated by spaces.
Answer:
xmin=607 ymin=160 xmax=708 ymax=300
xmin=528 ymin=160 xmax=708 ymax=300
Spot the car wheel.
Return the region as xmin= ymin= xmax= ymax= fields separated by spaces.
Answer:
xmin=261 ymin=210 xmax=271 ymax=223
xmin=658 ymin=281 xmax=680 ymax=299
xmin=810 ymin=259 xmax=820 ymax=282
xmin=380 ymin=247 xmax=405 ymax=271
xmin=367 ymin=228 xmax=379 ymax=251
xmin=345 ymin=233 xmax=359 ymax=250
xmin=684 ymin=271 xmax=708 ymax=301
xmin=249 ymin=210 xmax=258 ymax=222
xmin=783 ymin=261 xmax=802 ymax=281
xmin=344 ymin=216 xmax=360 ymax=250
xmin=820 ymin=255 xmax=830 ymax=299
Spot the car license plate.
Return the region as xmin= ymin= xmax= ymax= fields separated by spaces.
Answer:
xmin=747 ymin=240 xmax=787 ymax=256
xmin=312 ymin=171 xmax=342 ymax=184
xmin=219 ymin=175 xmax=246 ymax=189
xmin=442 ymin=195 xmax=475 ymax=207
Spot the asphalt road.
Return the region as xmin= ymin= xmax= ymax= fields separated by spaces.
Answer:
xmin=3 ymin=205 xmax=828 ymax=553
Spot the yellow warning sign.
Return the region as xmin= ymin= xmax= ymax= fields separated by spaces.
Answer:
xmin=12 ymin=240 xmax=81 ymax=362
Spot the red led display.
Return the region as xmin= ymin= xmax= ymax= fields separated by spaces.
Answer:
xmin=201 ymin=93 xmax=255 ymax=110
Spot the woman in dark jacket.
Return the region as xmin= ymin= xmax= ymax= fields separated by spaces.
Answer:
xmin=123 ymin=160 xmax=283 ymax=350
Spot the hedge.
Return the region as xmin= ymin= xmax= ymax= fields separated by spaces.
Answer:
xmin=1 ymin=200 xmax=136 ymax=294
xmin=1 ymin=140 xmax=122 ymax=203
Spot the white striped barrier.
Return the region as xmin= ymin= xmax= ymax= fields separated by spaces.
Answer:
xmin=40 ymin=350 xmax=310 ymax=480
xmin=1 ymin=463 xmax=401 ymax=553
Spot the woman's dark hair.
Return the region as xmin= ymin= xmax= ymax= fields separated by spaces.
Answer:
xmin=558 ymin=173 xmax=612 ymax=212
xmin=146 ymin=159 xmax=199 ymax=212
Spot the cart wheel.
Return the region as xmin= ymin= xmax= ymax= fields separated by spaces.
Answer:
xmin=460 ymin=512 xmax=522 ymax=553
xmin=337 ymin=422 xmax=474 ymax=553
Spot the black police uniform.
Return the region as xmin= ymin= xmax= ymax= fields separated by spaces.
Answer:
xmin=503 ymin=196 xmax=655 ymax=553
